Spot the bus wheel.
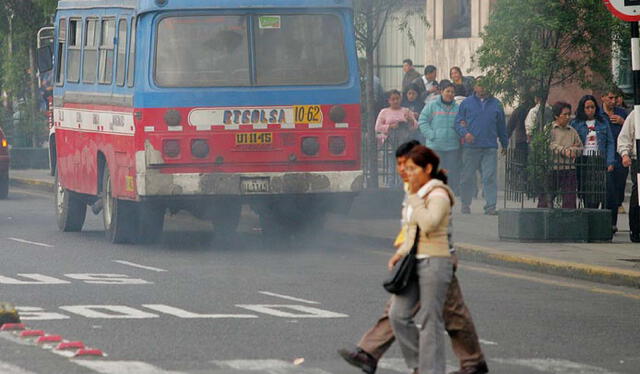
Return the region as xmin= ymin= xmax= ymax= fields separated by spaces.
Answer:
xmin=54 ymin=168 xmax=86 ymax=232
xmin=102 ymin=167 xmax=136 ymax=244
xmin=210 ymin=198 xmax=241 ymax=239
xmin=0 ymin=169 xmax=8 ymax=199
xmin=136 ymin=203 xmax=165 ymax=244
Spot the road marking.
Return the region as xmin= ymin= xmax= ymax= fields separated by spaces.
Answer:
xmin=142 ymin=304 xmax=258 ymax=319
xmin=258 ymin=291 xmax=320 ymax=304
xmin=15 ymin=307 xmax=70 ymax=321
xmin=73 ymin=360 xmax=185 ymax=374
xmin=59 ymin=305 xmax=159 ymax=319
xmin=0 ymin=361 xmax=38 ymax=374
xmin=0 ymin=274 xmax=70 ymax=285
xmin=480 ymin=339 xmax=498 ymax=346
xmin=7 ymin=237 xmax=53 ymax=248
xmin=213 ymin=359 xmax=332 ymax=374
xmin=113 ymin=260 xmax=167 ymax=273
xmin=461 ymin=264 xmax=640 ymax=301
xmin=492 ymin=358 xmax=622 ymax=374
xmin=64 ymin=273 xmax=151 ymax=285
xmin=236 ymin=304 xmax=348 ymax=318
xmin=378 ymin=358 xmax=457 ymax=373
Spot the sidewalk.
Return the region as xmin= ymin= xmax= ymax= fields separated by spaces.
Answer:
xmin=9 ymin=169 xmax=640 ymax=288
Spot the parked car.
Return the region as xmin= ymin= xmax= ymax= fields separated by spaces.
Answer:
xmin=0 ymin=127 xmax=9 ymax=198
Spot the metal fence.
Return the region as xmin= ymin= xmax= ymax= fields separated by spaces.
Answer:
xmin=504 ymin=148 xmax=607 ymax=209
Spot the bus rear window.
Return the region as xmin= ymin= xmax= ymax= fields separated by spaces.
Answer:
xmin=254 ymin=15 xmax=348 ymax=86
xmin=155 ymin=15 xmax=250 ymax=87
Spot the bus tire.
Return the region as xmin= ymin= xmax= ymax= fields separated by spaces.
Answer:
xmin=0 ymin=169 xmax=8 ymax=199
xmin=210 ymin=198 xmax=241 ymax=238
xmin=102 ymin=167 xmax=137 ymax=244
xmin=54 ymin=168 xmax=86 ymax=232
xmin=136 ymin=203 xmax=165 ymax=244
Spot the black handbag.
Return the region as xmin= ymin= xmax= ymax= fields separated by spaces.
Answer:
xmin=383 ymin=228 xmax=419 ymax=294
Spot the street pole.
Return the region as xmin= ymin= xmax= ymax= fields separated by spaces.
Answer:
xmin=632 ymin=21 xmax=640 ymax=208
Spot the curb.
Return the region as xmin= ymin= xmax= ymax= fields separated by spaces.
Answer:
xmin=456 ymin=243 xmax=640 ymax=289
xmin=10 ymin=177 xmax=54 ymax=193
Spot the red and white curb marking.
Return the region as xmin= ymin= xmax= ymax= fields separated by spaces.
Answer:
xmin=0 ymin=323 xmax=105 ymax=359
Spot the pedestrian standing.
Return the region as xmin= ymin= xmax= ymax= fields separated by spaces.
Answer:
xmin=388 ymin=146 xmax=455 ymax=374
xmin=376 ymin=90 xmax=418 ymax=186
xmin=601 ymin=89 xmax=629 ymax=229
xmin=338 ymin=141 xmax=488 ymax=374
xmin=419 ymin=81 xmax=462 ymax=194
xmin=524 ymin=96 xmax=553 ymax=142
xmin=413 ymin=65 xmax=439 ymax=103
xmin=538 ymin=102 xmax=583 ymax=209
xmin=616 ymin=111 xmax=640 ymax=242
xmin=449 ymin=66 xmax=474 ymax=100
xmin=454 ymin=78 xmax=508 ymax=215
xmin=571 ymin=95 xmax=615 ymax=220
xmin=402 ymin=59 xmax=422 ymax=92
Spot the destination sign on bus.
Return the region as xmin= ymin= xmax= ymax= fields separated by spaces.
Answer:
xmin=188 ymin=106 xmax=323 ymax=128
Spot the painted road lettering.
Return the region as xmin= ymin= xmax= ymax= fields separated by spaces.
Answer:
xmin=16 ymin=304 xmax=346 ymax=320
xmin=0 ymin=274 xmax=71 ymax=285
xmin=64 ymin=274 xmax=151 ymax=285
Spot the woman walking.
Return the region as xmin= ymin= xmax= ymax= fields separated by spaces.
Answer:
xmin=388 ymin=146 xmax=454 ymax=374
xmin=570 ymin=95 xmax=616 ymax=223
xmin=419 ymin=81 xmax=461 ymax=194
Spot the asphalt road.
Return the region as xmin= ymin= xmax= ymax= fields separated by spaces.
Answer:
xmin=0 ymin=189 xmax=639 ymax=374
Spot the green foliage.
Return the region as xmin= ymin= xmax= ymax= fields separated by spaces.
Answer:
xmin=474 ymin=0 xmax=628 ymax=106
xmin=526 ymin=121 xmax=553 ymax=199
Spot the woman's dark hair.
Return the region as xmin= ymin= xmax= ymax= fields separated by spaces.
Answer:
xmin=406 ymin=145 xmax=448 ymax=184
xmin=395 ymin=140 xmax=421 ymax=158
xmin=403 ymin=83 xmax=421 ymax=98
xmin=449 ymin=66 xmax=462 ymax=78
xmin=385 ymin=89 xmax=402 ymax=101
xmin=438 ymin=79 xmax=454 ymax=91
xmin=575 ymin=95 xmax=603 ymax=121
xmin=552 ymin=101 xmax=572 ymax=119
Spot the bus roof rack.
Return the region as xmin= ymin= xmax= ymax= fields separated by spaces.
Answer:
xmin=57 ymin=0 xmax=353 ymax=12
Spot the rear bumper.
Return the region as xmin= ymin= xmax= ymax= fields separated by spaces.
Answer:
xmin=137 ymin=170 xmax=364 ymax=197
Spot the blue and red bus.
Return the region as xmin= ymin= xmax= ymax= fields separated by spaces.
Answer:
xmin=44 ymin=0 xmax=362 ymax=243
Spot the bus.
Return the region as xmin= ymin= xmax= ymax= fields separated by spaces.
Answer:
xmin=41 ymin=0 xmax=362 ymax=244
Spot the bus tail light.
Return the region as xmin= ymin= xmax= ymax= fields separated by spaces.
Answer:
xmin=163 ymin=139 xmax=181 ymax=158
xmin=329 ymin=136 xmax=346 ymax=155
xmin=301 ymin=137 xmax=320 ymax=156
xmin=329 ymin=105 xmax=346 ymax=123
xmin=191 ymin=139 xmax=210 ymax=159
xmin=164 ymin=110 xmax=182 ymax=127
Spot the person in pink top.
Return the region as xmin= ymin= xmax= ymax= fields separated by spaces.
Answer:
xmin=375 ymin=89 xmax=418 ymax=147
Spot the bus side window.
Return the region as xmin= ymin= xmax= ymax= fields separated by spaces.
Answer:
xmin=55 ymin=18 xmax=66 ymax=85
xmin=83 ymin=18 xmax=99 ymax=84
xmin=115 ymin=19 xmax=127 ymax=86
xmin=67 ymin=18 xmax=82 ymax=83
xmin=127 ymin=17 xmax=136 ymax=87
xmin=98 ymin=18 xmax=116 ymax=84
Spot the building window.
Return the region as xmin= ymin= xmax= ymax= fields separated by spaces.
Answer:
xmin=67 ymin=18 xmax=82 ymax=83
xmin=55 ymin=18 xmax=66 ymax=85
xmin=98 ymin=18 xmax=116 ymax=84
xmin=83 ymin=18 xmax=99 ymax=83
xmin=443 ymin=0 xmax=471 ymax=39
xmin=115 ymin=19 xmax=127 ymax=86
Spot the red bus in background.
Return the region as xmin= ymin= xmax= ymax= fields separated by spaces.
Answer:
xmin=42 ymin=0 xmax=362 ymax=243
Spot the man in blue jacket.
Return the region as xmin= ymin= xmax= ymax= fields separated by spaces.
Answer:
xmin=455 ymin=78 xmax=508 ymax=215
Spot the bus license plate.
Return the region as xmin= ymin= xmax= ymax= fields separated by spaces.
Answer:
xmin=236 ymin=132 xmax=273 ymax=145
xmin=240 ymin=177 xmax=270 ymax=194
xmin=294 ymin=105 xmax=323 ymax=124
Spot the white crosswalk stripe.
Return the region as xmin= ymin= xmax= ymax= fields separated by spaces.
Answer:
xmin=212 ymin=359 xmax=333 ymax=374
xmin=0 ymin=361 xmax=38 ymax=374
xmin=492 ymin=358 xmax=624 ymax=374
xmin=378 ymin=358 xmax=458 ymax=373
xmin=73 ymin=360 xmax=186 ymax=374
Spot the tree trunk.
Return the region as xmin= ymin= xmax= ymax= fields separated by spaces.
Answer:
xmin=29 ymin=41 xmax=40 ymax=147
